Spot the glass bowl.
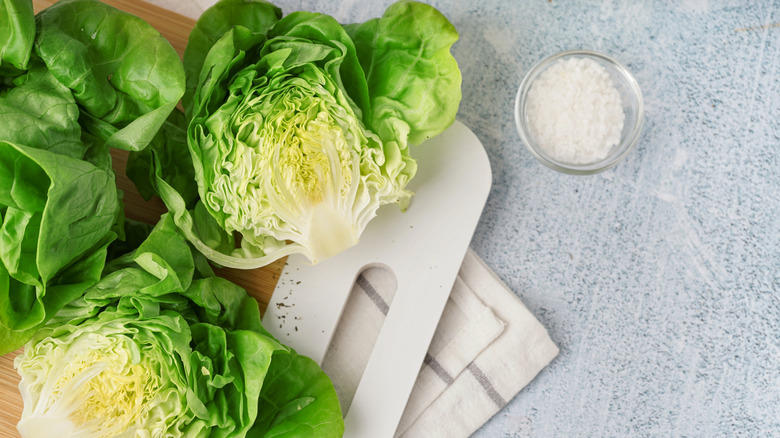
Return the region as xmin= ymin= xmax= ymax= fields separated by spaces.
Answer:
xmin=514 ymin=50 xmax=644 ymax=175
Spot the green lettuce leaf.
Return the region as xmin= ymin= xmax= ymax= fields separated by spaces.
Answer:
xmin=345 ymin=0 xmax=462 ymax=146
xmin=0 ymin=62 xmax=82 ymax=158
xmin=251 ymin=350 xmax=344 ymax=437
xmin=0 ymin=140 xmax=118 ymax=347
xmin=0 ymin=0 xmax=34 ymax=73
xmin=34 ymin=0 xmax=185 ymax=151
xmin=126 ymin=109 xmax=200 ymax=206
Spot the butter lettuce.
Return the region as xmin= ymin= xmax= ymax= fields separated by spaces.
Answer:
xmin=0 ymin=0 xmax=34 ymax=74
xmin=133 ymin=0 xmax=461 ymax=269
xmin=14 ymin=215 xmax=343 ymax=438
xmin=0 ymin=0 xmax=184 ymax=354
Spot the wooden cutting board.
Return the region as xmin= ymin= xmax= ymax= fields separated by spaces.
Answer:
xmin=0 ymin=1 xmax=283 ymax=435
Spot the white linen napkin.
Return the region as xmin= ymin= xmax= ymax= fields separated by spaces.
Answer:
xmin=321 ymin=249 xmax=559 ymax=437
xmin=142 ymin=0 xmax=213 ymax=19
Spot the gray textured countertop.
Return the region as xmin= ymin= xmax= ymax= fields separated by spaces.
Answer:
xmin=455 ymin=2 xmax=780 ymax=436
xmin=158 ymin=0 xmax=780 ymax=435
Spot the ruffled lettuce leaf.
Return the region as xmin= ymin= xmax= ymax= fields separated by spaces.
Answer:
xmin=182 ymin=0 xmax=282 ymax=114
xmin=34 ymin=0 xmax=185 ymax=151
xmin=344 ymin=0 xmax=462 ymax=147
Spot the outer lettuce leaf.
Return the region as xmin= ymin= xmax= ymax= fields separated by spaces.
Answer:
xmin=0 ymin=140 xmax=118 ymax=351
xmin=14 ymin=215 xmax=343 ymax=438
xmin=251 ymin=350 xmax=344 ymax=437
xmin=345 ymin=0 xmax=462 ymax=147
xmin=34 ymin=0 xmax=185 ymax=151
xmin=0 ymin=62 xmax=83 ymax=158
xmin=0 ymin=0 xmax=34 ymax=73
xmin=126 ymin=109 xmax=200 ymax=206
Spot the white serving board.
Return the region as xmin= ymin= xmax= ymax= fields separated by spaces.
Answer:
xmin=262 ymin=120 xmax=492 ymax=438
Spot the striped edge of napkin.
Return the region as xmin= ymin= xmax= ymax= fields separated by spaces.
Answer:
xmin=321 ymin=249 xmax=559 ymax=438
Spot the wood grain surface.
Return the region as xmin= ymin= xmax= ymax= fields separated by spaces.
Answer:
xmin=1 ymin=1 xmax=283 ymax=435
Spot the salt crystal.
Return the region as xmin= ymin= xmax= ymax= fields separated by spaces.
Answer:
xmin=526 ymin=57 xmax=625 ymax=165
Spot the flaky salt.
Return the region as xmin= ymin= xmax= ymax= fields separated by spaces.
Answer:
xmin=526 ymin=57 xmax=625 ymax=165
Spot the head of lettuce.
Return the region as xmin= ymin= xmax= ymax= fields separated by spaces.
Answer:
xmin=130 ymin=0 xmax=462 ymax=269
xmin=14 ymin=215 xmax=344 ymax=437
xmin=0 ymin=0 xmax=185 ymax=354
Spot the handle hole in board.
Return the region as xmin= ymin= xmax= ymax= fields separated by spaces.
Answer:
xmin=320 ymin=264 xmax=397 ymax=416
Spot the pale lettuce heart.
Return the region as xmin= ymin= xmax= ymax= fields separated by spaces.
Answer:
xmin=201 ymin=63 xmax=409 ymax=264
xmin=15 ymin=320 xmax=190 ymax=438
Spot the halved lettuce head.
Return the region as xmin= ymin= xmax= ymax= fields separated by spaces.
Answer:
xmin=131 ymin=0 xmax=461 ymax=269
xmin=15 ymin=215 xmax=344 ymax=438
